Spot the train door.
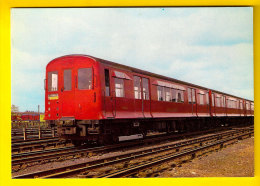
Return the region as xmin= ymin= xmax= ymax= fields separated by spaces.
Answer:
xmin=206 ymin=92 xmax=210 ymax=115
xmin=74 ymin=66 xmax=95 ymax=118
xmin=239 ymin=100 xmax=243 ymax=116
xmin=47 ymin=71 xmax=61 ymax=119
xmin=211 ymin=93 xmax=216 ymax=116
xmin=104 ymin=69 xmax=115 ymax=118
xmin=188 ymin=88 xmax=197 ymax=116
xmin=133 ymin=76 xmax=151 ymax=118
xmin=60 ymin=68 xmax=75 ymax=118
xmin=142 ymin=77 xmax=151 ymax=117
xmin=133 ymin=76 xmax=143 ymax=117
xmin=223 ymin=96 xmax=227 ymax=116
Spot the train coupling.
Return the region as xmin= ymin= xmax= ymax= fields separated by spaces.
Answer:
xmin=57 ymin=126 xmax=76 ymax=135
xmin=88 ymin=127 xmax=100 ymax=134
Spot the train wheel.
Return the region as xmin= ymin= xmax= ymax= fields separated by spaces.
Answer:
xmin=72 ymin=140 xmax=82 ymax=146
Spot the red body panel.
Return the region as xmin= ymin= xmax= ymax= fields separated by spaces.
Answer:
xmin=44 ymin=55 xmax=254 ymax=122
xmin=45 ymin=56 xmax=102 ymax=121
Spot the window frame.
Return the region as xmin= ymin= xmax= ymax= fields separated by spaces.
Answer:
xmin=114 ymin=77 xmax=125 ymax=97
xmin=48 ymin=71 xmax=58 ymax=92
xmin=78 ymin=68 xmax=93 ymax=90
xmin=63 ymin=69 xmax=72 ymax=91
xmin=142 ymin=77 xmax=150 ymax=100
xmin=199 ymin=94 xmax=204 ymax=105
xmin=134 ymin=76 xmax=142 ymax=99
xmin=165 ymin=87 xmax=171 ymax=102
xmin=157 ymin=86 xmax=165 ymax=101
xmin=105 ymin=69 xmax=110 ymax=96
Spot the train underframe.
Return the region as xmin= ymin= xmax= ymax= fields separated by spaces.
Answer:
xmin=51 ymin=116 xmax=254 ymax=145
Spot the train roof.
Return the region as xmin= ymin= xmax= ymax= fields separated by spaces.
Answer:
xmin=51 ymin=54 xmax=254 ymax=103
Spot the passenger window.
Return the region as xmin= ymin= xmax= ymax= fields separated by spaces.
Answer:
xmin=192 ymin=89 xmax=196 ymax=103
xmin=171 ymin=89 xmax=176 ymax=102
xmin=115 ymin=78 xmax=124 ymax=97
xmin=199 ymin=94 xmax=204 ymax=105
xmin=64 ymin=69 xmax=72 ymax=91
xmin=180 ymin=90 xmax=184 ymax=102
xmin=165 ymin=88 xmax=171 ymax=101
xmin=222 ymin=96 xmax=225 ymax=107
xmin=157 ymin=86 xmax=165 ymax=101
xmin=134 ymin=76 xmax=141 ymax=99
xmin=177 ymin=91 xmax=181 ymax=103
xmin=212 ymin=94 xmax=215 ymax=106
xmin=176 ymin=90 xmax=184 ymax=103
xmin=142 ymin=78 xmax=150 ymax=100
xmin=105 ymin=69 xmax=110 ymax=96
xmin=48 ymin=71 xmax=58 ymax=92
xmin=188 ymin=88 xmax=192 ymax=103
xmin=206 ymin=93 xmax=209 ymax=105
xmin=78 ymin=68 xmax=92 ymax=90
xmin=216 ymin=97 xmax=220 ymax=107
xmin=246 ymin=103 xmax=249 ymax=110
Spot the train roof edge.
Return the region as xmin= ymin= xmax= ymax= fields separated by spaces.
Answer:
xmin=47 ymin=54 xmax=254 ymax=103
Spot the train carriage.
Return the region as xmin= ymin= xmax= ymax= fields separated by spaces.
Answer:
xmin=44 ymin=54 xmax=254 ymax=145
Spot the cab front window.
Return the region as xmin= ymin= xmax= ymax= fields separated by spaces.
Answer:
xmin=78 ymin=68 xmax=93 ymax=90
xmin=48 ymin=71 xmax=58 ymax=92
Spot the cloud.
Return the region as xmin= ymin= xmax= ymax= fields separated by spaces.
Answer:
xmin=11 ymin=7 xmax=253 ymax=111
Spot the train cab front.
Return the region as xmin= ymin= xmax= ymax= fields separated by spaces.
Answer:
xmin=44 ymin=55 xmax=102 ymax=143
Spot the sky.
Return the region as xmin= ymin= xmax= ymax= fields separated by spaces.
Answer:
xmin=11 ymin=7 xmax=254 ymax=112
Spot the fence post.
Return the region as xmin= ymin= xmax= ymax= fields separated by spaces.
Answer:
xmin=23 ymin=126 xmax=27 ymax=140
xmin=52 ymin=127 xmax=55 ymax=137
xmin=38 ymin=125 xmax=42 ymax=139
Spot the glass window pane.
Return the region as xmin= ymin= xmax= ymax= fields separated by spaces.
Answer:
xmin=192 ymin=89 xmax=196 ymax=103
xmin=48 ymin=71 xmax=58 ymax=92
xmin=171 ymin=89 xmax=176 ymax=102
xmin=105 ymin=69 xmax=110 ymax=96
xmin=217 ymin=98 xmax=220 ymax=107
xmin=78 ymin=68 xmax=92 ymax=90
xmin=188 ymin=88 xmax=191 ymax=103
xmin=64 ymin=69 xmax=71 ymax=91
xmin=142 ymin=78 xmax=149 ymax=100
xmin=157 ymin=86 xmax=165 ymax=101
xmin=180 ymin=91 xmax=184 ymax=102
xmin=212 ymin=94 xmax=214 ymax=106
xmin=115 ymin=78 xmax=124 ymax=97
xmin=200 ymin=94 xmax=204 ymax=105
xmin=134 ymin=76 xmax=141 ymax=99
xmin=165 ymin=88 xmax=171 ymax=101
xmin=177 ymin=90 xmax=182 ymax=103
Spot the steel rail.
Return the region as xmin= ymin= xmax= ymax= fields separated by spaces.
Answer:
xmin=12 ymin=138 xmax=71 ymax=153
xmin=12 ymin=128 xmax=241 ymax=167
xmin=13 ymin=128 xmax=252 ymax=178
xmin=100 ymin=131 xmax=253 ymax=178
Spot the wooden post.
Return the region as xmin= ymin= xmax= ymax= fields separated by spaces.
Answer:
xmin=23 ymin=126 xmax=27 ymax=140
xmin=38 ymin=125 xmax=42 ymax=139
xmin=52 ymin=127 xmax=55 ymax=137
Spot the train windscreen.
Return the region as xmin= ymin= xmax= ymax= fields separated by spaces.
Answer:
xmin=48 ymin=71 xmax=58 ymax=92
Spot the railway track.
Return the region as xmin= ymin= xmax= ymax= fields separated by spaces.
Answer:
xmin=12 ymin=138 xmax=72 ymax=153
xmin=101 ymin=131 xmax=253 ymax=178
xmin=12 ymin=136 xmax=56 ymax=143
xmin=13 ymin=127 xmax=253 ymax=178
xmin=11 ymin=127 xmax=242 ymax=168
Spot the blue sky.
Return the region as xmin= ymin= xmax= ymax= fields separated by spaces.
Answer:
xmin=11 ymin=7 xmax=253 ymax=112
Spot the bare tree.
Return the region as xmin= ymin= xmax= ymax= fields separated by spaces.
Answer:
xmin=11 ymin=104 xmax=19 ymax=113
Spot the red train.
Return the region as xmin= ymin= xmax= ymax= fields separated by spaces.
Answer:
xmin=11 ymin=113 xmax=40 ymax=121
xmin=44 ymin=55 xmax=254 ymax=145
